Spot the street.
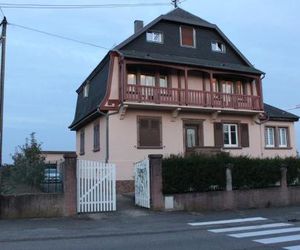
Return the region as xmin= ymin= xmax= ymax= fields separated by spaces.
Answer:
xmin=1 ymin=204 xmax=300 ymax=250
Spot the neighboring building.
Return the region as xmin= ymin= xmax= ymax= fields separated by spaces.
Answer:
xmin=41 ymin=151 xmax=76 ymax=167
xmin=69 ymin=8 xmax=299 ymax=191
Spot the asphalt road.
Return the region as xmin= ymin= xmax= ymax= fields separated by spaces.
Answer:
xmin=1 ymin=205 xmax=300 ymax=250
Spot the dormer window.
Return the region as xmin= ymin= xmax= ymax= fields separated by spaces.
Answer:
xmin=83 ymin=82 xmax=90 ymax=98
xmin=211 ymin=41 xmax=226 ymax=53
xmin=146 ymin=31 xmax=163 ymax=43
xmin=180 ymin=26 xmax=196 ymax=48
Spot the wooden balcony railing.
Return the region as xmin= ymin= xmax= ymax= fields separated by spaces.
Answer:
xmin=125 ymin=84 xmax=262 ymax=111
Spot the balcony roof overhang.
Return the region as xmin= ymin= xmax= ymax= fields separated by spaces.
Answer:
xmin=123 ymin=101 xmax=263 ymax=116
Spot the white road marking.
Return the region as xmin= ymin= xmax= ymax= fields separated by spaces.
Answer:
xmin=284 ymin=245 xmax=300 ymax=250
xmin=208 ymin=223 xmax=291 ymax=233
xmin=229 ymin=227 xmax=300 ymax=238
xmin=254 ymin=234 xmax=300 ymax=244
xmin=188 ymin=217 xmax=267 ymax=226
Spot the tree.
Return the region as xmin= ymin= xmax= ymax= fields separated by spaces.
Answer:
xmin=11 ymin=133 xmax=46 ymax=189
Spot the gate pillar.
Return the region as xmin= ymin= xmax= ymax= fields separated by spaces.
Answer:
xmin=149 ymin=154 xmax=164 ymax=211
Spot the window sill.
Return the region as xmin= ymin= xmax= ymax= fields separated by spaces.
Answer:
xmin=79 ymin=152 xmax=85 ymax=156
xmin=93 ymin=148 xmax=100 ymax=152
xmin=137 ymin=146 xmax=163 ymax=150
xmin=265 ymin=147 xmax=292 ymax=150
xmin=223 ymin=147 xmax=242 ymax=150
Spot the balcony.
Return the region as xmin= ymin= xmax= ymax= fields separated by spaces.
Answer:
xmin=125 ymin=84 xmax=262 ymax=111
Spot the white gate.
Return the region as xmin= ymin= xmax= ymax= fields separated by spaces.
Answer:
xmin=77 ymin=160 xmax=116 ymax=213
xmin=134 ymin=159 xmax=150 ymax=208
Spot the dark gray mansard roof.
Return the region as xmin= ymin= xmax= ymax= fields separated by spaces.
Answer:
xmin=114 ymin=8 xmax=263 ymax=75
xmin=70 ymin=8 xmax=298 ymax=130
xmin=69 ymin=54 xmax=110 ymax=130
xmin=264 ymin=104 xmax=299 ymax=122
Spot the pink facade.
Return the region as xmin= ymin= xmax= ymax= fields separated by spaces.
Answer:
xmin=72 ymin=9 xmax=298 ymax=183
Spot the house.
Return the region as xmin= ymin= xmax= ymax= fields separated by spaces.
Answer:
xmin=41 ymin=150 xmax=76 ymax=168
xmin=69 ymin=8 xmax=299 ymax=192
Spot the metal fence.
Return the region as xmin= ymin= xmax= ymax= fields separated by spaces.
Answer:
xmin=41 ymin=161 xmax=64 ymax=193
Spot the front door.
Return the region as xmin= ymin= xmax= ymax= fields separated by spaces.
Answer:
xmin=184 ymin=125 xmax=199 ymax=153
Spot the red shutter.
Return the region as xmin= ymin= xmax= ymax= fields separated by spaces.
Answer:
xmin=181 ymin=26 xmax=194 ymax=47
xmin=240 ymin=123 xmax=249 ymax=147
xmin=214 ymin=123 xmax=223 ymax=147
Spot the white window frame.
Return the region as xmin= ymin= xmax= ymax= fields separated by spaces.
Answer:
xmin=127 ymin=73 xmax=137 ymax=85
xmin=211 ymin=41 xmax=226 ymax=53
xmin=146 ymin=31 xmax=163 ymax=44
xmin=223 ymin=124 xmax=238 ymax=148
xmin=278 ymin=127 xmax=288 ymax=148
xmin=265 ymin=127 xmax=275 ymax=148
xmin=179 ymin=26 xmax=196 ymax=48
xmin=83 ymin=82 xmax=90 ymax=98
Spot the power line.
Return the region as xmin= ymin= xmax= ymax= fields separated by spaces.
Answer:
xmin=0 ymin=6 xmax=5 ymax=17
xmin=0 ymin=2 xmax=170 ymax=9
xmin=9 ymin=23 xmax=110 ymax=50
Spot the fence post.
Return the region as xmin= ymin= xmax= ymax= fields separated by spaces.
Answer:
xmin=226 ymin=163 xmax=233 ymax=191
xmin=280 ymin=164 xmax=288 ymax=189
xmin=149 ymin=154 xmax=164 ymax=211
xmin=63 ymin=152 xmax=77 ymax=216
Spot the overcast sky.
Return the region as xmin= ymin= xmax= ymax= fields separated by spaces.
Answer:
xmin=2 ymin=0 xmax=300 ymax=163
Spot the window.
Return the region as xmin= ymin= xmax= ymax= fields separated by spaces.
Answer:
xmin=223 ymin=124 xmax=238 ymax=147
xmin=140 ymin=74 xmax=155 ymax=86
xmin=278 ymin=127 xmax=288 ymax=148
xmin=80 ymin=129 xmax=85 ymax=155
xmin=265 ymin=127 xmax=275 ymax=148
xmin=222 ymin=81 xmax=234 ymax=94
xmin=93 ymin=122 xmax=100 ymax=151
xmin=211 ymin=41 xmax=226 ymax=53
xmin=180 ymin=26 xmax=196 ymax=48
xmin=137 ymin=117 xmax=162 ymax=148
xmin=83 ymin=82 xmax=90 ymax=98
xmin=146 ymin=31 xmax=163 ymax=43
xmin=127 ymin=74 xmax=136 ymax=85
xmin=159 ymin=75 xmax=168 ymax=88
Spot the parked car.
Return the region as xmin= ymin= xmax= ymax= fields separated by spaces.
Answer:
xmin=44 ymin=168 xmax=61 ymax=183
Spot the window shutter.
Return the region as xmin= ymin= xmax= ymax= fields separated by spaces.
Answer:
xmin=214 ymin=122 xmax=223 ymax=147
xmin=240 ymin=123 xmax=249 ymax=147
xmin=181 ymin=26 xmax=194 ymax=47
xmin=198 ymin=122 xmax=204 ymax=147
xmin=138 ymin=117 xmax=162 ymax=147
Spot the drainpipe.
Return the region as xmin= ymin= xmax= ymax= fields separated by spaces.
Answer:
xmin=97 ymin=107 xmax=120 ymax=163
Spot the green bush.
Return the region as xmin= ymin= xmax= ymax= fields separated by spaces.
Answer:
xmin=162 ymin=154 xmax=300 ymax=194
xmin=162 ymin=153 xmax=229 ymax=194
xmin=231 ymin=157 xmax=281 ymax=189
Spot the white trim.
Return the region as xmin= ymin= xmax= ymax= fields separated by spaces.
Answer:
xmin=146 ymin=30 xmax=164 ymax=44
xmin=265 ymin=126 xmax=275 ymax=148
xmin=223 ymin=123 xmax=238 ymax=148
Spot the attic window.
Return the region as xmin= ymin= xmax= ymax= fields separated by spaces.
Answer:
xmin=180 ymin=26 xmax=196 ymax=48
xmin=211 ymin=41 xmax=226 ymax=53
xmin=146 ymin=31 xmax=163 ymax=43
xmin=83 ymin=82 xmax=90 ymax=97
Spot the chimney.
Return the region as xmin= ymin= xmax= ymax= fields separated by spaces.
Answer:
xmin=134 ymin=20 xmax=144 ymax=34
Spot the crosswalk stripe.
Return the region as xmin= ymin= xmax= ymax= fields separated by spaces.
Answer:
xmin=254 ymin=234 xmax=300 ymax=244
xmin=229 ymin=227 xmax=300 ymax=238
xmin=188 ymin=217 xmax=267 ymax=226
xmin=208 ymin=223 xmax=291 ymax=233
xmin=284 ymin=245 xmax=300 ymax=250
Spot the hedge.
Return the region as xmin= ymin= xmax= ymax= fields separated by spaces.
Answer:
xmin=162 ymin=154 xmax=300 ymax=194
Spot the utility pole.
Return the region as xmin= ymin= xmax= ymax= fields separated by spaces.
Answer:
xmin=172 ymin=0 xmax=179 ymax=8
xmin=0 ymin=16 xmax=7 ymax=166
